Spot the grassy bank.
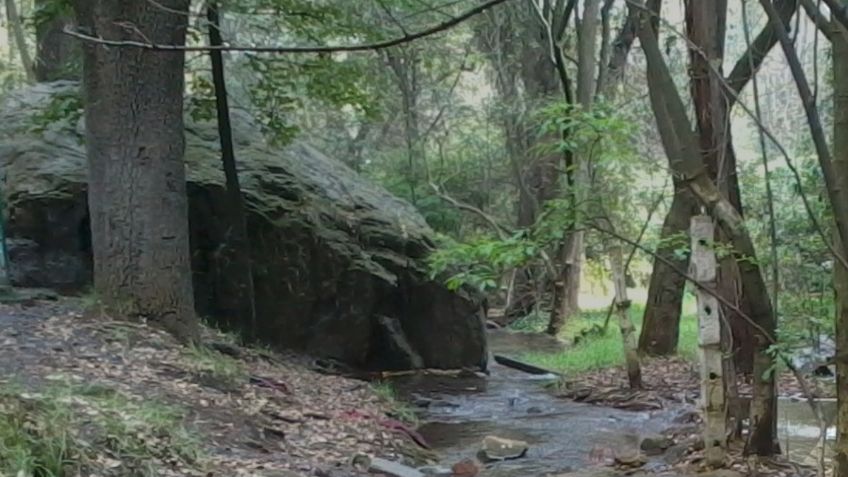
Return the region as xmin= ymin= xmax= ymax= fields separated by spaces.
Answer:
xmin=517 ymin=294 xmax=699 ymax=374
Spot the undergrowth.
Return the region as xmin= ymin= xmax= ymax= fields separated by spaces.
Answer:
xmin=518 ymin=296 xmax=699 ymax=374
xmin=371 ymin=381 xmax=419 ymax=425
xmin=0 ymin=378 xmax=203 ymax=477
xmin=182 ymin=344 xmax=248 ymax=391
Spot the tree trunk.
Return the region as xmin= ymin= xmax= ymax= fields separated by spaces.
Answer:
xmin=611 ymin=239 xmax=641 ymax=388
xmin=73 ymin=0 xmax=198 ymax=342
xmin=387 ymin=50 xmax=423 ymax=205
xmin=691 ymin=215 xmax=726 ymax=465
xmin=5 ymin=0 xmax=35 ymax=82
xmin=636 ymin=7 xmax=778 ymax=455
xmin=35 ymin=0 xmax=80 ymax=81
xmin=207 ymin=1 xmax=257 ymax=338
xmin=546 ymin=0 xmax=600 ymax=335
xmin=639 ymin=184 xmax=698 ymax=355
xmin=832 ymin=18 xmax=848 ymax=477
xmin=685 ymin=0 xmax=755 ymax=374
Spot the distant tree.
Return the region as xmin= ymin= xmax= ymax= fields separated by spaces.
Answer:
xmin=34 ymin=0 xmax=80 ymax=81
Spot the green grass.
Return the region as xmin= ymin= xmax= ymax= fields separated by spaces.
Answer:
xmin=0 ymin=379 xmax=203 ymax=477
xmin=371 ymin=382 xmax=419 ymax=424
xmin=519 ymin=295 xmax=700 ymax=374
xmin=182 ymin=344 xmax=248 ymax=391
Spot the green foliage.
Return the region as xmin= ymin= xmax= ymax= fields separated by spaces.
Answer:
xmin=182 ymin=344 xmax=248 ymax=391
xmin=370 ymin=382 xmax=418 ymax=424
xmin=28 ymin=90 xmax=83 ymax=133
xmin=0 ymin=380 xmax=201 ymax=477
xmin=521 ymin=300 xmax=699 ymax=374
xmin=428 ymin=233 xmax=538 ymax=291
xmin=28 ymin=0 xmax=73 ymax=28
xmin=0 ymin=385 xmax=79 ymax=477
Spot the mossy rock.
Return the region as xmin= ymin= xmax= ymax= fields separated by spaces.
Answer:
xmin=0 ymin=82 xmax=487 ymax=371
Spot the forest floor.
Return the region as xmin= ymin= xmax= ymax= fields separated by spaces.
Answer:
xmin=0 ymin=293 xmax=424 ymax=477
xmin=518 ymin=303 xmax=836 ymax=404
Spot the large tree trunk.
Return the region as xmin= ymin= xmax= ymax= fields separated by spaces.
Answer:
xmin=636 ymin=6 xmax=778 ymax=455
xmin=73 ymin=0 xmax=199 ymax=341
xmin=639 ymin=184 xmax=698 ymax=355
xmin=35 ymin=1 xmax=80 ymax=81
xmin=833 ymin=19 xmax=848 ymax=477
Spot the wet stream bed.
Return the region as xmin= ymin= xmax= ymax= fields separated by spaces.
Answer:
xmin=391 ymin=330 xmax=837 ymax=476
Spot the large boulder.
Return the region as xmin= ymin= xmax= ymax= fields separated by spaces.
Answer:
xmin=0 ymin=82 xmax=487 ymax=371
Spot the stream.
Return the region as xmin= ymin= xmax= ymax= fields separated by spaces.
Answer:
xmin=392 ymin=330 xmax=837 ymax=476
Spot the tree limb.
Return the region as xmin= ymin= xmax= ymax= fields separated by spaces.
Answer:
xmin=64 ymin=0 xmax=513 ymax=53
xmin=724 ymin=0 xmax=797 ymax=103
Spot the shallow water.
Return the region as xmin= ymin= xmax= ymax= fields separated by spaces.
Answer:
xmin=394 ymin=330 xmax=836 ymax=475
xmin=392 ymin=330 xmax=679 ymax=476
xmin=778 ymin=397 xmax=836 ymax=466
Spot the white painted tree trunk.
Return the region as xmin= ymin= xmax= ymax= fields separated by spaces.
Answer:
xmin=690 ymin=215 xmax=726 ymax=466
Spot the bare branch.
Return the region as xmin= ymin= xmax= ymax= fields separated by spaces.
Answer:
xmin=64 ymin=0 xmax=513 ymax=53
xmin=724 ymin=0 xmax=797 ymax=103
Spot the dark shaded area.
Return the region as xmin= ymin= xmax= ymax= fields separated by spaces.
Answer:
xmin=0 ymin=82 xmax=487 ymax=372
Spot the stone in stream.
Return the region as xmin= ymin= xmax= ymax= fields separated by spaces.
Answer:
xmin=417 ymin=465 xmax=453 ymax=476
xmin=639 ymin=435 xmax=674 ymax=456
xmin=367 ymin=457 xmax=425 ymax=477
xmin=479 ymin=435 xmax=529 ymax=462
xmin=0 ymin=81 xmax=488 ymax=371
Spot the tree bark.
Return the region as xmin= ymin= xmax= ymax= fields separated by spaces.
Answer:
xmin=73 ymin=0 xmax=198 ymax=341
xmin=207 ymin=1 xmax=257 ymax=338
xmin=636 ymin=6 xmax=778 ymax=455
xmin=832 ymin=16 xmax=848 ymax=476
xmin=686 ymin=0 xmax=755 ymax=374
xmin=639 ymin=184 xmax=698 ymax=355
xmin=35 ymin=0 xmax=80 ymax=81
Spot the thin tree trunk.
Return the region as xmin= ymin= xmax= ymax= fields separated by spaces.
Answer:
xmin=639 ymin=185 xmax=698 ymax=355
xmin=611 ymin=239 xmax=641 ymax=388
xmin=546 ymin=0 xmax=600 ymax=336
xmin=73 ymin=0 xmax=198 ymax=342
xmin=207 ymin=2 xmax=257 ymax=339
xmin=691 ymin=215 xmax=726 ymax=465
xmin=5 ymin=0 xmax=35 ymax=82
xmin=636 ymin=5 xmax=778 ymax=455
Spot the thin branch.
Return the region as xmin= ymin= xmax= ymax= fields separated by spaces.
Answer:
xmin=429 ymin=182 xmax=513 ymax=238
xmin=64 ymin=0 xmax=513 ymax=53
xmin=760 ymin=0 xmax=848 ymax=261
xmin=743 ymin=0 xmax=780 ymax=315
xmin=724 ymin=0 xmax=797 ymax=103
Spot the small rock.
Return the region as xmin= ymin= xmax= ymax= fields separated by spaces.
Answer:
xmin=526 ymin=406 xmax=543 ymax=414
xmin=417 ymin=465 xmax=452 ymax=476
xmin=613 ymin=449 xmax=646 ymax=468
xmin=639 ymin=436 xmax=674 ymax=455
xmin=413 ymin=398 xmax=432 ymax=408
xmin=450 ymin=458 xmax=480 ymax=477
xmin=368 ymin=457 xmax=425 ymax=477
xmin=662 ymin=443 xmax=690 ymax=464
xmin=480 ymin=435 xmax=529 ymax=461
